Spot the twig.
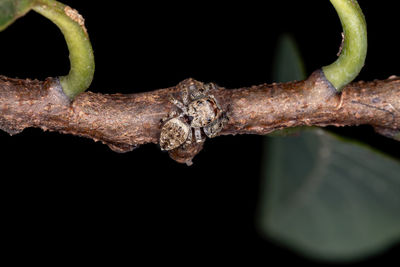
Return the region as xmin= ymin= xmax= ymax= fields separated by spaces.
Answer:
xmin=1 ymin=70 xmax=400 ymax=164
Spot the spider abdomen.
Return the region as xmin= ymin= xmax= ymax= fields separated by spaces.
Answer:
xmin=159 ymin=117 xmax=191 ymax=151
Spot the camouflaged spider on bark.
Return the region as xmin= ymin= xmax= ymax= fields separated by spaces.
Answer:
xmin=159 ymin=79 xmax=227 ymax=151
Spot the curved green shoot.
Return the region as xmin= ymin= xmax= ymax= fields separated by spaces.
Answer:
xmin=0 ymin=0 xmax=35 ymax=31
xmin=322 ymin=0 xmax=367 ymax=91
xmin=33 ymin=0 xmax=94 ymax=99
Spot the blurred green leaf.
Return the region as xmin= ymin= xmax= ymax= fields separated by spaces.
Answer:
xmin=272 ymin=34 xmax=306 ymax=83
xmin=259 ymin=129 xmax=400 ymax=261
xmin=269 ymin=34 xmax=307 ymax=137
xmin=0 ymin=0 xmax=35 ymax=31
xmin=258 ymin=34 xmax=400 ymax=261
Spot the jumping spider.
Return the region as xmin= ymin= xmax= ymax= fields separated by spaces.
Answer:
xmin=159 ymin=80 xmax=227 ymax=151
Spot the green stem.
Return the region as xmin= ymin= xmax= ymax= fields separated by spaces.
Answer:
xmin=32 ymin=0 xmax=94 ymax=99
xmin=322 ymin=0 xmax=367 ymax=91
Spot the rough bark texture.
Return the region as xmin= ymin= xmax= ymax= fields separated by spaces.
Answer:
xmin=1 ymin=70 xmax=400 ymax=164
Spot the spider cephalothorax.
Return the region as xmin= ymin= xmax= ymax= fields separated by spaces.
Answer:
xmin=159 ymin=79 xmax=227 ymax=151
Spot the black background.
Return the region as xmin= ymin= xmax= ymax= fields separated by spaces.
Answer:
xmin=1 ymin=0 xmax=400 ymax=265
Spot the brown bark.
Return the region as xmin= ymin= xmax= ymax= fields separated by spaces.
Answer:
xmin=1 ymin=70 xmax=400 ymax=164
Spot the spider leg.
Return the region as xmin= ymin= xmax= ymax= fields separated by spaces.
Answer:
xmin=170 ymin=96 xmax=188 ymax=114
xmin=186 ymin=128 xmax=193 ymax=144
xmin=182 ymin=84 xmax=190 ymax=106
xmin=161 ymin=110 xmax=178 ymax=123
xmin=203 ymin=82 xmax=215 ymax=95
xmin=203 ymin=114 xmax=227 ymax=138
xmin=209 ymin=94 xmax=223 ymax=117
xmin=194 ymin=128 xmax=205 ymax=143
xmin=193 ymin=82 xmax=217 ymax=100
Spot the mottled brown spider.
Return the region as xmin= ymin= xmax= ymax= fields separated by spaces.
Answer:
xmin=159 ymin=79 xmax=227 ymax=151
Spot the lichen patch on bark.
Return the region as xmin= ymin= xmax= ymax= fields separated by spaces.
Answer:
xmin=64 ymin=6 xmax=87 ymax=35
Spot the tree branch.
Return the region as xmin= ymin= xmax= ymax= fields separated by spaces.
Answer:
xmin=1 ymin=70 xmax=400 ymax=164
